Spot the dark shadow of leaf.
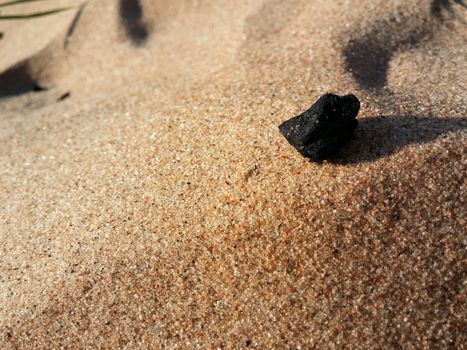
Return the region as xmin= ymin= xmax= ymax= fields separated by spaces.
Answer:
xmin=64 ymin=2 xmax=87 ymax=48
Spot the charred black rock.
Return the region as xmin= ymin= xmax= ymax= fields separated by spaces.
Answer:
xmin=278 ymin=93 xmax=360 ymax=162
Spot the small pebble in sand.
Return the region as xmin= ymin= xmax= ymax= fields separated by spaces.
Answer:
xmin=278 ymin=93 xmax=360 ymax=162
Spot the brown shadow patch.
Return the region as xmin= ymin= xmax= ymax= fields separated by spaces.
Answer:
xmin=330 ymin=115 xmax=467 ymax=164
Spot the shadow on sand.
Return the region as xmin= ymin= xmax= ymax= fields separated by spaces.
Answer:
xmin=431 ymin=0 xmax=466 ymax=19
xmin=119 ymin=0 xmax=149 ymax=45
xmin=343 ymin=0 xmax=466 ymax=90
xmin=0 ymin=61 xmax=47 ymax=99
xmin=330 ymin=115 xmax=467 ymax=164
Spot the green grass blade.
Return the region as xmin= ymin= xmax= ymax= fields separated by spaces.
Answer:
xmin=0 ymin=0 xmax=45 ymax=8
xmin=0 ymin=7 xmax=71 ymax=19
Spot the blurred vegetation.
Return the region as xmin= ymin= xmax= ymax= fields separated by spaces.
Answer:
xmin=0 ymin=0 xmax=72 ymax=20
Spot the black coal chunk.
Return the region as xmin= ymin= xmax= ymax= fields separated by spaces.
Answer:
xmin=278 ymin=93 xmax=360 ymax=162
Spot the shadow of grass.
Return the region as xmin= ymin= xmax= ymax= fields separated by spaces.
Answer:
xmin=0 ymin=60 xmax=47 ymax=98
xmin=343 ymin=0 xmax=466 ymax=90
xmin=343 ymin=24 xmax=429 ymax=90
xmin=330 ymin=115 xmax=467 ymax=164
xmin=119 ymin=0 xmax=149 ymax=45
xmin=431 ymin=0 xmax=466 ymax=19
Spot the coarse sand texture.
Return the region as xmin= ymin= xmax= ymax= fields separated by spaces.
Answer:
xmin=0 ymin=0 xmax=466 ymax=348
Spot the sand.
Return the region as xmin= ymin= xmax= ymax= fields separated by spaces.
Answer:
xmin=0 ymin=0 xmax=466 ymax=348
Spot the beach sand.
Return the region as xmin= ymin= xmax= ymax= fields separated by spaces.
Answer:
xmin=0 ymin=0 xmax=466 ymax=348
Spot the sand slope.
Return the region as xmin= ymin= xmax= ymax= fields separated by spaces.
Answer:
xmin=0 ymin=0 xmax=466 ymax=348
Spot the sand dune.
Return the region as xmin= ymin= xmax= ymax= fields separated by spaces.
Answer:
xmin=0 ymin=0 xmax=466 ymax=348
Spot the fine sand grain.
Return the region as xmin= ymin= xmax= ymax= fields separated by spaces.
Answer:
xmin=0 ymin=0 xmax=466 ymax=348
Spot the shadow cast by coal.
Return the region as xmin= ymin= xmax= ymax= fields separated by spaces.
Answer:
xmin=330 ymin=115 xmax=467 ymax=164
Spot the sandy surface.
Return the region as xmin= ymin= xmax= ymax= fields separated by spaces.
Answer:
xmin=0 ymin=0 xmax=466 ymax=348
